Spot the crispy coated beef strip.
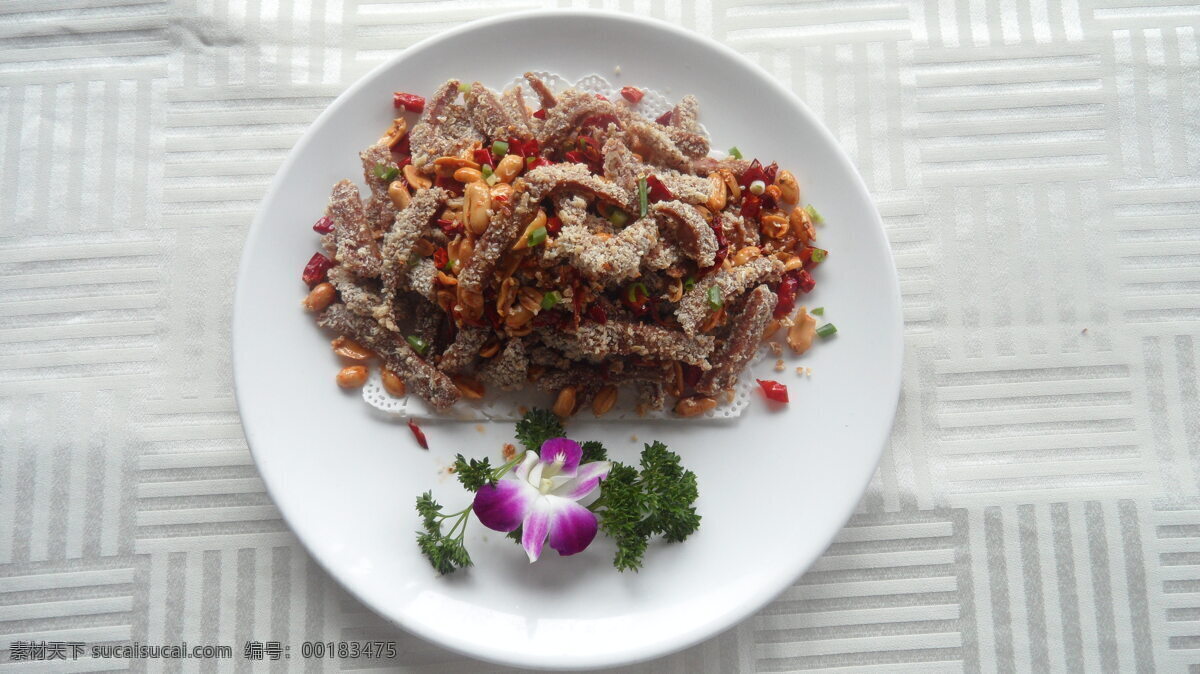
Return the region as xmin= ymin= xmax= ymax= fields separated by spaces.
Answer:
xmin=456 ymin=191 xmax=537 ymax=318
xmin=380 ymin=187 xmax=446 ymax=296
xmin=318 ymin=304 xmax=460 ymax=409
xmin=651 ymin=200 xmax=718 ymax=267
xmin=536 ymin=90 xmax=617 ymax=152
xmin=523 ymin=163 xmax=632 ymax=210
xmin=690 ymin=156 xmax=751 ymax=177
xmin=545 ymin=218 xmax=658 ymax=286
xmin=601 ymin=138 xmax=709 ymax=203
xmin=359 ymin=143 xmax=398 ymax=233
xmin=326 ymin=265 xmax=384 ymax=318
xmin=326 ymin=180 xmax=381 ymax=276
xmin=411 ymin=299 xmax=441 ymax=350
xmin=524 ymin=72 xmax=557 ymax=109
xmin=676 ymin=256 xmax=783 ymax=336
xmin=408 ymin=80 xmax=484 ymax=170
xmin=527 ymin=343 xmax=572 ymax=370
xmin=574 ymin=320 xmax=715 ymax=368
xmin=478 ymin=338 xmax=528 ymax=391
xmin=724 ymin=212 xmax=760 ymax=249
xmin=401 ymin=257 xmax=438 ymax=303
xmin=437 ymin=327 xmax=489 ymax=374
xmin=663 ymin=95 xmax=710 ymax=157
xmin=696 ymin=285 xmax=777 ymax=395
xmin=466 ymin=82 xmax=531 ymax=142
xmin=500 ymin=87 xmax=532 ymax=135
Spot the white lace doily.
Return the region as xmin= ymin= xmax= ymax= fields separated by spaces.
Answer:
xmin=364 ymin=73 xmax=748 ymax=421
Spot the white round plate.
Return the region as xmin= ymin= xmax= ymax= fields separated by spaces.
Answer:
xmin=233 ymin=9 xmax=901 ymax=670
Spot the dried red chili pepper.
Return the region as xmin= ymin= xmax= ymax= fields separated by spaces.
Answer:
xmin=740 ymin=194 xmax=762 ymax=220
xmin=392 ymin=92 xmax=425 ymax=113
xmin=312 ymin=216 xmax=333 ymax=234
xmin=655 ymin=109 xmax=672 ymax=125
xmin=739 ymin=159 xmax=768 ymax=190
xmin=700 ymin=215 xmax=729 ymax=276
xmin=432 ymin=247 xmax=449 ymax=270
xmin=756 ymin=379 xmax=789 ymax=403
xmin=301 ymin=252 xmax=332 ymax=286
xmin=580 ymin=114 xmax=620 ymax=131
xmin=587 ymin=304 xmax=608 ymax=325
xmin=620 ymin=86 xmax=644 ymax=103
xmin=436 ymin=218 xmax=463 ymax=237
xmin=407 ymin=419 xmax=429 ymax=449
xmin=526 ymin=157 xmax=553 ymax=170
xmin=645 ymin=174 xmax=674 ymax=203
xmin=774 ymin=271 xmax=799 ymax=318
xmin=564 ymin=150 xmax=587 ymax=164
xmin=545 ymin=215 xmax=562 ymax=236
xmin=532 ymin=108 xmax=547 ymax=120
xmin=594 ymin=93 xmax=608 ymax=101
xmin=473 ymin=148 xmax=494 ymax=167
xmin=798 ymin=269 xmax=816 ymax=293
xmin=681 ymin=363 xmax=702 ymax=389
xmin=392 ymin=134 xmax=411 ymax=157
xmin=433 ymin=173 xmax=464 ymax=197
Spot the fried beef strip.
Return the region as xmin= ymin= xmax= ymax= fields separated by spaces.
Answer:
xmin=523 ymin=163 xmax=632 ymax=210
xmin=325 ymin=180 xmax=381 ymax=276
xmin=465 ymin=82 xmax=531 ymax=142
xmin=455 ymin=191 xmax=538 ymax=320
xmin=437 ymin=327 xmax=489 ymax=375
xmin=696 ymin=284 xmax=777 ymax=395
xmin=379 ymin=187 xmax=447 ymax=297
xmin=651 ymin=200 xmax=718 ymax=267
xmin=676 ymin=256 xmax=783 ymax=336
xmin=359 ymin=143 xmax=398 ymax=234
xmin=572 ymin=320 xmax=715 ymax=368
xmin=408 ymin=80 xmax=484 ymax=171
xmin=318 ymin=304 xmax=460 ymax=409
xmin=524 ymin=72 xmax=557 ymax=110
xmin=478 ymin=338 xmax=529 ymax=391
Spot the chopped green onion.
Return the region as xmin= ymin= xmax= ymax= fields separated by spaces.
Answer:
xmin=683 ymin=276 xmax=696 ymax=292
xmin=491 ymin=140 xmax=509 ymax=157
xmin=458 ymin=82 xmax=471 ymax=94
xmin=816 ymin=323 xmax=838 ymax=338
xmin=406 ymin=335 xmax=430 ymax=354
xmin=626 ymin=282 xmax=649 ymax=305
xmin=749 ymin=180 xmax=766 ymax=196
xmin=526 ymin=156 xmax=536 ymax=166
xmin=486 ymin=173 xmax=500 ymax=186
xmin=805 ymin=204 xmax=823 ymax=224
xmin=706 ymin=285 xmax=723 ymax=310
xmin=541 ymin=290 xmax=562 ymax=310
xmin=481 ymin=164 xmax=493 ymax=179
xmin=373 ymin=164 xmax=399 ymax=182
xmin=527 ymin=226 xmax=548 ymax=247
xmin=810 ymin=248 xmax=827 ymax=263
xmin=607 ymin=208 xmax=629 ymax=227
xmin=728 ymin=146 xmax=743 ymax=160
xmin=638 ymin=177 xmax=649 ymax=217
xmin=810 ymin=307 xmax=825 ymax=316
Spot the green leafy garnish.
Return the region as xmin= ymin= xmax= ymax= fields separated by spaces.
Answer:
xmin=580 ymin=440 xmax=608 ymax=463
xmin=810 ymin=306 xmax=824 ymax=316
xmin=458 ymin=82 xmax=471 ymax=94
xmin=514 ymin=408 xmax=564 ymax=452
xmin=728 ymin=146 xmax=743 ymax=160
xmin=683 ymin=276 xmax=696 ymax=293
xmin=452 ymin=454 xmax=495 ymax=491
xmin=541 ymin=290 xmax=562 ymax=310
xmin=527 ymin=226 xmax=548 ymax=247
xmin=415 ymin=492 xmax=473 ymax=575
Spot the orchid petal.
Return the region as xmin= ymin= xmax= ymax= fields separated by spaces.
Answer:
xmin=521 ymin=500 xmax=551 ymax=562
xmin=544 ymin=496 xmax=599 ymax=557
xmin=511 ymin=451 xmax=537 ymax=480
xmin=540 ymin=438 xmax=582 ymax=477
xmin=550 ymin=461 xmax=611 ymax=501
xmin=472 ymin=479 xmax=536 ymax=532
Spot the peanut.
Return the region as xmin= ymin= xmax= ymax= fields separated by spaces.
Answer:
xmin=479 ymin=339 xmax=501 ymax=358
xmin=403 ymin=164 xmax=432 ymax=190
xmin=787 ymin=307 xmax=818 ymax=355
xmin=336 ymin=365 xmax=368 ymax=388
xmin=381 ymin=367 xmax=406 ymax=397
xmin=490 ymin=182 xmax=514 ymax=202
xmin=454 ymin=376 xmax=485 ymax=399
xmin=721 ymin=169 xmax=741 ymax=201
xmin=517 ymin=286 xmax=543 ymax=314
xmin=436 ymin=271 xmax=458 ymax=286
xmin=412 ymin=238 xmax=436 ymax=257
xmin=732 ymin=246 xmax=762 ymax=266
xmin=496 ymin=277 xmax=518 ymax=314
xmin=592 ymin=385 xmax=618 ymax=416
xmin=302 ymin=282 xmax=335 ymax=312
xmin=505 ymin=304 xmax=533 ymax=329
xmin=790 ymin=206 xmax=816 ymax=242
xmin=494 ymin=153 xmax=524 ymax=183
xmin=667 ymin=277 xmax=683 ymax=302
xmin=453 ymin=167 xmax=483 ymax=183
xmin=764 ymin=319 xmax=782 ymax=339
xmin=761 ymin=213 xmax=789 ymax=239
xmin=765 ymin=184 xmax=783 ymax=202
xmin=666 ymin=361 xmax=684 ymax=398
xmin=464 ymin=181 xmax=492 ymax=236
xmin=553 ymin=386 xmax=577 ymax=418
xmin=388 ymin=180 xmax=411 ymax=210
xmin=331 ymin=336 xmax=374 ymax=360
xmin=782 ymin=255 xmax=804 ymax=272
xmin=434 ymin=156 xmax=480 ymax=171
xmin=675 ymin=396 xmax=717 ymax=417
xmin=706 ymin=173 xmax=727 ymax=212
xmin=381 ymin=118 xmax=408 ymax=148
xmin=775 ymin=169 xmax=800 ymax=204
xmin=511 ymin=209 xmax=548 ymax=251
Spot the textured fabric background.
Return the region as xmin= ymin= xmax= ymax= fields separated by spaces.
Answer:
xmin=2 ymin=0 xmax=1199 ymax=671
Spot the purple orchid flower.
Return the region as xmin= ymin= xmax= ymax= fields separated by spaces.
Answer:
xmin=472 ymin=438 xmax=611 ymax=562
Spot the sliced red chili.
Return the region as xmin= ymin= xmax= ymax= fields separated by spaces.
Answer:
xmin=655 ymin=109 xmax=673 ymax=125
xmin=645 ymin=174 xmax=674 ymax=203
xmin=436 ymin=218 xmax=464 ymax=237
xmin=407 ymin=419 xmax=429 ymax=449
xmin=301 ymin=252 xmax=332 ymax=287
xmin=432 ymin=247 xmax=449 ymax=270
xmin=564 ymin=150 xmax=587 ymax=164
xmin=756 ymin=379 xmax=789 ymax=403
xmin=525 ymin=157 xmax=553 ymax=170
xmin=312 ymin=216 xmax=333 ymax=234
xmin=433 ymin=173 xmax=464 ymax=197
xmin=798 ymin=269 xmax=816 ymax=293
xmin=392 ymin=92 xmax=425 ymax=113
xmin=620 ymin=86 xmax=644 ymax=103
xmin=587 ymin=304 xmax=608 ymax=325
xmin=392 ymin=134 xmax=411 ymax=157
xmin=594 ymin=93 xmax=608 ymax=101
xmin=532 ymin=108 xmax=547 ymax=120
xmin=740 ymin=194 xmax=762 ymax=220
xmin=774 ymin=271 xmax=799 ymax=318
xmin=545 ymin=215 xmax=562 ymax=236
xmin=473 ymin=147 xmax=494 ymax=167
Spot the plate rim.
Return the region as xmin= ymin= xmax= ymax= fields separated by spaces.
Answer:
xmin=232 ymin=7 xmax=904 ymax=669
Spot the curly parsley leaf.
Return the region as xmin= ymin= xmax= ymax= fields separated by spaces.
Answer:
xmin=452 ymin=454 xmax=495 ymax=492
xmin=580 ymin=440 xmax=608 ymax=463
xmin=414 ymin=491 xmax=472 ymax=575
xmin=514 ymin=408 xmax=564 ymax=452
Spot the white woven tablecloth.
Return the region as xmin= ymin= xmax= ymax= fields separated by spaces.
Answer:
xmin=3 ymin=1 xmax=1199 ymax=671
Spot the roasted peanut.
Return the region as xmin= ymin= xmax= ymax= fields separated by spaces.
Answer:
xmin=453 ymin=167 xmax=483 ymax=183
xmin=507 ymin=322 xmax=534 ymax=337
xmin=765 ymin=184 xmax=783 ymax=202
xmin=592 ymin=385 xmax=618 ymax=416
xmin=490 ymin=182 xmax=514 ymax=202
xmin=403 ymin=164 xmax=432 ymax=190
xmin=336 ymin=365 xmax=368 ymax=388
xmin=332 ymin=336 xmax=374 ymax=360
xmin=388 ymin=180 xmax=411 ymax=210
xmin=761 ymin=212 xmax=789 ymax=239
xmin=666 ymin=361 xmax=684 ymax=398
xmin=693 ymin=205 xmax=714 ymax=223
xmin=434 ymin=156 xmax=480 ymax=171
xmin=412 ymin=238 xmax=436 ymax=257
xmin=775 ymin=169 xmax=800 ymax=203
xmin=479 ymin=339 xmax=501 ymax=358
xmin=381 ymin=367 xmax=407 ymax=397
xmin=732 ymin=246 xmax=762 ymax=266
xmin=782 ymin=255 xmax=804 ymax=272
xmin=721 ymin=169 xmax=741 ymax=201
xmin=764 ymin=319 xmax=782 ymax=340
xmin=505 ymin=304 xmax=533 ymax=329
xmin=517 ymin=287 xmax=543 ymax=314
xmin=436 ymin=271 xmax=458 ymax=286
xmin=496 ymin=276 xmax=518 ymax=314
xmin=706 ymin=173 xmax=727 ymax=212
xmin=787 ymin=307 xmax=818 ymax=355
xmin=675 ymin=395 xmax=717 ymax=417
xmin=464 ymin=181 xmax=492 ymax=236
xmin=454 ymin=376 xmax=485 ymax=399
xmin=302 ymin=282 xmax=336 ymax=312
xmin=699 ymin=307 xmax=725 ymax=333
xmin=667 ymin=277 xmax=684 ymax=302
xmin=381 ymin=117 xmax=408 ymax=148
xmin=436 ymin=289 xmax=456 ymax=313
xmin=494 ymin=153 xmax=524 ymax=183
xmin=511 ymin=209 xmax=548 ymax=251
xmin=553 ymin=386 xmax=577 ymax=418
xmin=789 ymin=206 xmax=816 ymax=242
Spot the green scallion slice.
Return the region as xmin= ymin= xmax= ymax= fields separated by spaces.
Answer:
xmin=728 ymin=146 xmax=743 ymax=160
xmin=810 ymin=307 xmax=825 ymax=316
xmin=816 ymin=323 xmax=837 ymax=338
xmin=458 ymin=82 xmax=471 ymax=94
xmin=683 ymin=276 xmax=696 ymax=292
xmin=527 ymin=226 xmax=548 ymax=247
xmin=706 ymin=285 xmax=723 ymax=310
xmin=373 ymin=164 xmax=399 ymax=182
xmin=805 ymin=204 xmax=823 ymax=224
xmin=638 ymin=177 xmax=649 ymax=217
xmin=541 ymin=290 xmax=562 ymax=310
xmin=607 ymin=208 xmax=629 ymax=227
xmin=491 ymin=140 xmax=509 ymax=157
xmin=481 ymin=164 xmax=493 ymax=179
xmin=406 ymin=335 xmax=430 ymax=354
